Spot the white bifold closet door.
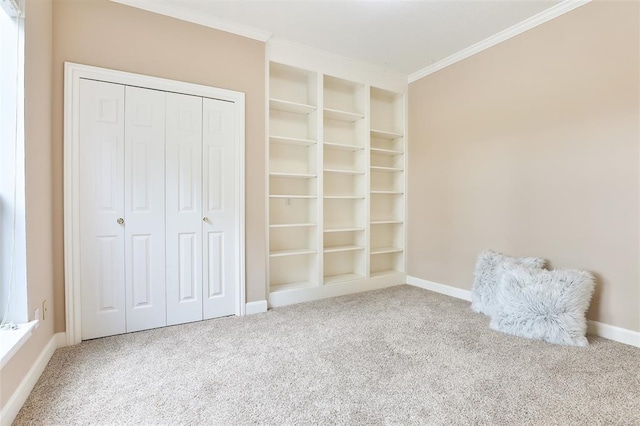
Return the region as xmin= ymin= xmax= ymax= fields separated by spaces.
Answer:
xmin=80 ymin=78 xmax=238 ymax=340
xmin=79 ymin=79 xmax=127 ymax=340
xmin=80 ymin=81 xmax=167 ymax=340
xmin=202 ymin=98 xmax=237 ymax=319
xmin=165 ymin=93 xmax=204 ymax=325
xmin=123 ymin=86 xmax=167 ymax=332
xmin=165 ymin=95 xmax=238 ymax=324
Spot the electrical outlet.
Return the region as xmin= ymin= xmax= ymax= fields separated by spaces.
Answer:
xmin=42 ymin=300 xmax=48 ymax=321
xmin=34 ymin=307 xmax=40 ymax=328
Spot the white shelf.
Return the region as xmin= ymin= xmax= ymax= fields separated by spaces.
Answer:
xmin=324 ymin=108 xmax=364 ymax=123
xmin=323 ymin=273 xmax=364 ymax=285
xmin=270 ymin=135 xmax=316 ymax=147
xmin=370 ymin=129 xmax=403 ymax=140
xmin=324 ymin=227 xmax=365 ymax=233
xmin=370 ymin=166 xmax=403 ymax=173
xmin=269 ymin=248 xmax=316 ymax=258
xmin=323 ymin=245 xmax=364 ymax=253
xmin=270 ymin=281 xmax=315 ymax=293
xmin=324 ymin=142 xmax=364 ymax=152
xmin=270 ymin=98 xmax=316 ymax=114
xmin=371 ymin=247 xmax=403 ymax=255
xmin=270 ymin=195 xmax=316 ymax=199
xmin=371 ymin=220 xmax=404 ymax=225
xmin=370 ymin=147 xmax=403 ymax=156
xmin=323 ymin=168 xmax=365 ymax=175
xmin=370 ymin=191 xmax=403 ymax=195
xmin=270 ymin=223 xmax=316 ymax=228
xmin=324 ymin=195 xmax=365 ymax=199
xmin=269 ymin=172 xmax=317 ymax=179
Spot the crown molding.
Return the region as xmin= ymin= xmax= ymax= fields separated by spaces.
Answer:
xmin=110 ymin=0 xmax=272 ymax=42
xmin=408 ymin=0 xmax=591 ymax=83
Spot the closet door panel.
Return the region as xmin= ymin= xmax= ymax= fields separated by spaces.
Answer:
xmin=166 ymin=93 xmax=204 ymax=325
xmin=79 ymin=79 xmax=126 ymax=340
xmin=202 ymin=98 xmax=237 ymax=318
xmin=124 ymin=86 xmax=167 ymax=332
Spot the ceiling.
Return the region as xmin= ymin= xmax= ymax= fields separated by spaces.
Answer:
xmin=125 ymin=0 xmax=563 ymax=76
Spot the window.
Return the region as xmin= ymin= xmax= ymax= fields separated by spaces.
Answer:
xmin=0 ymin=0 xmax=27 ymax=328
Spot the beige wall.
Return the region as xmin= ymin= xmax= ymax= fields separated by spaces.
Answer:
xmin=51 ymin=0 xmax=267 ymax=331
xmin=0 ymin=0 xmax=55 ymax=410
xmin=408 ymin=1 xmax=640 ymax=332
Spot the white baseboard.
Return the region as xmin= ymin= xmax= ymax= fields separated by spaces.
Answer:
xmin=0 ymin=332 xmax=66 ymax=426
xmin=245 ymin=300 xmax=268 ymax=315
xmin=587 ymin=321 xmax=640 ymax=348
xmin=406 ymin=276 xmax=640 ymax=348
xmin=406 ymin=276 xmax=472 ymax=301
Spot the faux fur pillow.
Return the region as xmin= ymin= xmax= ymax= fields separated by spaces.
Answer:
xmin=490 ymin=268 xmax=595 ymax=347
xmin=471 ymin=250 xmax=545 ymax=316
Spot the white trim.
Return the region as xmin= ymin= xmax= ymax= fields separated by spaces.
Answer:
xmin=408 ymin=0 xmax=591 ymax=83
xmin=269 ymin=273 xmax=405 ymax=308
xmin=406 ymin=276 xmax=640 ymax=348
xmin=587 ymin=321 xmax=640 ymax=348
xmin=406 ymin=276 xmax=472 ymax=301
xmin=0 ymin=332 xmax=65 ymax=426
xmin=245 ymin=300 xmax=268 ymax=315
xmin=109 ymin=0 xmax=271 ymax=42
xmin=0 ymin=321 xmax=37 ymax=370
xmin=64 ymin=62 xmax=246 ymax=345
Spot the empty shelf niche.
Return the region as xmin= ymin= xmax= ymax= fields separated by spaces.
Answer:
xmin=370 ymin=87 xmax=403 ymax=138
xmin=370 ymin=193 xmax=403 ymax=223
xmin=324 ymin=228 xmax=365 ymax=252
xmin=323 ymin=75 xmax=365 ymax=121
xmin=270 ymin=197 xmax=316 ymax=226
xmin=324 ymin=197 xmax=365 ymax=230
xmin=324 ymin=172 xmax=365 ymax=198
xmin=370 ymin=222 xmax=403 ymax=254
xmin=270 ymin=255 xmax=318 ymax=293
xmin=270 ymin=226 xmax=316 ymax=257
xmin=370 ymin=251 xmax=404 ymax=277
xmin=371 ymin=168 xmax=404 ymax=193
xmin=324 ymin=249 xmax=365 ymax=284
xmin=324 ymin=143 xmax=365 ymax=176
xmin=270 ymin=174 xmax=316 ymax=198
xmin=270 ymin=63 xmax=317 ymax=111
xmin=270 ymin=141 xmax=317 ymax=176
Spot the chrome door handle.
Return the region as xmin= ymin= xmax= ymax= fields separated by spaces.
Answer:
xmin=203 ymin=217 xmax=209 ymax=222
xmin=117 ymin=218 xmax=124 ymax=225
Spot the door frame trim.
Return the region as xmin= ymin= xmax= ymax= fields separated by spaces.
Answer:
xmin=63 ymin=62 xmax=247 ymax=346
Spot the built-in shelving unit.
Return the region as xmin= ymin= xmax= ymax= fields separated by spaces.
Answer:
xmin=267 ymin=56 xmax=406 ymax=306
xmin=268 ymin=63 xmax=319 ymax=292
xmin=370 ymin=87 xmax=405 ymax=278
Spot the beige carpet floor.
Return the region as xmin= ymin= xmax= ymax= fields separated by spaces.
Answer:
xmin=14 ymin=285 xmax=640 ymax=425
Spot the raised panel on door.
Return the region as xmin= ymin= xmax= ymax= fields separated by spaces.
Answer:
xmin=166 ymin=92 xmax=204 ymax=325
xmin=79 ymin=79 xmax=126 ymax=340
xmin=202 ymin=98 xmax=237 ymax=318
xmin=124 ymin=86 xmax=166 ymax=332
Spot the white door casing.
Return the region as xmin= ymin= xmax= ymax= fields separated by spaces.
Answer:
xmin=202 ymin=98 xmax=237 ymax=318
xmin=79 ymin=79 xmax=126 ymax=340
xmin=165 ymin=93 xmax=204 ymax=326
xmin=65 ymin=63 xmax=246 ymax=346
xmin=124 ymin=86 xmax=167 ymax=332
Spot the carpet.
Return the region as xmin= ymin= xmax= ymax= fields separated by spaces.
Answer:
xmin=14 ymin=285 xmax=640 ymax=425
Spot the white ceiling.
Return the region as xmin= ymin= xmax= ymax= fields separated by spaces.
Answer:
xmin=128 ymin=0 xmax=563 ymax=76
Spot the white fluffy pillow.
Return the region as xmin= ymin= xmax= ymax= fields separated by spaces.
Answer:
xmin=490 ymin=268 xmax=595 ymax=347
xmin=471 ymin=250 xmax=545 ymax=316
